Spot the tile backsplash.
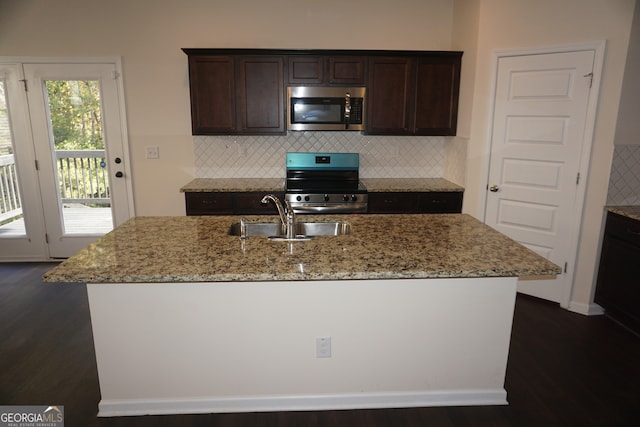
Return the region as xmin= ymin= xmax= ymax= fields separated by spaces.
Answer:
xmin=607 ymin=144 xmax=640 ymax=205
xmin=194 ymin=132 xmax=467 ymax=185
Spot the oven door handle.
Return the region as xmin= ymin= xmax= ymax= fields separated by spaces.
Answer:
xmin=290 ymin=203 xmax=368 ymax=214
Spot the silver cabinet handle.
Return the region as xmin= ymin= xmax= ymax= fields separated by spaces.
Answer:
xmin=489 ymin=185 xmax=499 ymax=192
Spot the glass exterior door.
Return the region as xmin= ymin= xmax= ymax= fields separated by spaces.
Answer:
xmin=25 ymin=63 xmax=132 ymax=258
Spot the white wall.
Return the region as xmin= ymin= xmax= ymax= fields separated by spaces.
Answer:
xmin=614 ymin=0 xmax=640 ymax=146
xmin=607 ymin=1 xmax=640 ymax=206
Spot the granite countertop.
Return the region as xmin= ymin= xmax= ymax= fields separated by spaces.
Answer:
xmin=43 ymin=214 xmax=560 ymax=284
xmin=180 ymin=178 xmax=284 ymax=192
xmin=180 ymin=177 xmax=463 ymax=193
xmin=607 ymin=205 xmax=640 ymax=222
xmin=361 ymin=178 xmax=463 ymax=192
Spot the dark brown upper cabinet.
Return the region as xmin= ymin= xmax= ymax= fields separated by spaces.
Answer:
xmin=287 ymin=55 xmax=365 ymax=85
xmin=328 ymin=56 xmax=365 ymax=84
xmin=367 ymin=57 xmax=413 ymax=133
xmin=236 ymin=56 xmax=285 ymax=134
xmin=367 ymin=53 xmax=461 ymax=136
xmin=287 ymin=56 xmax=324 ymax=84
xmin=184 ymin=49 xmax=461 ymax=136
xmin=186 ymin=55 xmax=236 ymax=134
xmin=186 ymin=51 xmax=285 ymax=135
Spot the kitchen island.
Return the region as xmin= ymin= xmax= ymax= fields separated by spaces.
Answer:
xmin=44 ymin=214 xmax=560 ymax=417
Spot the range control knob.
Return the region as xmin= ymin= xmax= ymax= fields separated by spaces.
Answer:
xmin=304 ymin=196 xmax=310 ymax=201
xmin=351 ymin=195 xmax=357 ymax=201
xmin=296 ymin=195 xmax=302 ymax=201
xmin=343 ymin=194 xmax=349 ymax=202
xmin=324 ymin=194 xmax=330 ymax=202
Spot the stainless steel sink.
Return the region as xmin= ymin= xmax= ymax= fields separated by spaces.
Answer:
xmin=228 ymin=221 xmax=351 ymax=237
xmin=298 ymin=221 xmax=351 ymax=236
xmin=228 ymin=222 xmax=284 ymax=237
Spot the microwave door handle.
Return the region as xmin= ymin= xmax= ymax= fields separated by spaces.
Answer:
xmin=344 ymin=92 xmax=351 ymax=129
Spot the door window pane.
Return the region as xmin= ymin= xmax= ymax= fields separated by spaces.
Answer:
xmin=0 ymin=79 xmax=26 ymax=236
xmin=45 ymin=80 xmax=113 ymax=235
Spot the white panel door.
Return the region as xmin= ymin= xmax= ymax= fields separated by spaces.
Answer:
xmin=485 ymin=50 xmax=595 ymax=303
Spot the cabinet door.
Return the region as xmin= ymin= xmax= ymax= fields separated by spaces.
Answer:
xmin=329 ymin=56 xmax=365 ymax=84
xmin=288 ymin=56 xmax=324 ymax=84
xmin=366 ymin=57 xmax=413 ymax=134
xmin=236 ymin=56 xmax=285 ymax=134
xmin=413 ymin=56 xmax=461 ymax=135
xmin=368 ymin=192 xmax=418 ymax=213
xmin=187 ymin=56 xmax=236 ymax=134
xmin=595 ymin=213 xmax=640 ymax=333
xmin=418 ymin=192 xmax=463 ymax=213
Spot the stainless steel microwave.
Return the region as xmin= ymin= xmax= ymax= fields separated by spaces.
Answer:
xmin=287 ymin=86 xmax=365 ymax=131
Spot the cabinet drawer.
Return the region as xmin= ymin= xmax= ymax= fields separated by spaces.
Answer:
xmin=185 ymin=192 xmax=233 ymax=215
xmin=368 ymin=191 xmax=463 ymax=214
xmin=328 ymin=56 xmax=365 ymax=84
xmin=288 ymin=56 xmax=324 ymax=84
xmin=419 ymin=192 xmax=463 ymax=213
xmin=234 ymin=192 xmax=283 ymax=214
xmin=368 ymin=192 xmax=418 ymax=213
xmin=604 ymin=212 xmax=640 ymax=246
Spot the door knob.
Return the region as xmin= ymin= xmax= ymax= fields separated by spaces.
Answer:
xmin=115 ymin=171 xmax=124 ymax=178
xmin=489 ymin=185 xmax=499 ymax=192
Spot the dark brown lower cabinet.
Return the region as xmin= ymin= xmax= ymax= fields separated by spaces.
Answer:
xmin=595 ymin=211 xmax=640 ymax=334
xmin=367 ymin=192 xmax=463 ymax=214
xmin=186 ymin=191 xmax=463 ymax=215
xmin=185 ymin=192 xmax=283 ymax=216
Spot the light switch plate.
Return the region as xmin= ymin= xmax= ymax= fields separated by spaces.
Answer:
xmin=316 ymin=336 xmax=331 ymax=358
xmin=145 ymin=146 xmax=159 ymax=159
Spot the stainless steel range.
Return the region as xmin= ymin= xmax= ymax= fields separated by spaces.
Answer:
xmin=284 ymin=152 xmax=368 ymax=214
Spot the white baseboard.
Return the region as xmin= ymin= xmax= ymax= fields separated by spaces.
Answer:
xmin=568 ymin=301 xmax=605 ymax=316
xmin=98 ymin=389 xmax=508 ymax=417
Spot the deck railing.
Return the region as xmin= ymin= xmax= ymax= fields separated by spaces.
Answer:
xmin=56 ymin=150 xmax=110 ymax=206
xmin=0 ymin=150 xmax=109 ymax=225
xmin=0 ymin=154 xmax=22 ymax=223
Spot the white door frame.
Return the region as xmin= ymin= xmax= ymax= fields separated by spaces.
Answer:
xmin=481 ymin=41 xmax=605 ymax=309
xmin=0 ymin=56 xmax=135 ymax=261
xmin=0 ymin=63 xmax=48 ymax=260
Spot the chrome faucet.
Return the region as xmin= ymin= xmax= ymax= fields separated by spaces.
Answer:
xmin=260 ymin=194 xmax=296 ymax=239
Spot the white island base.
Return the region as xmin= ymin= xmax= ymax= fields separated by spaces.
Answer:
xmin=88 ymin=277 xmax=517 ymax=417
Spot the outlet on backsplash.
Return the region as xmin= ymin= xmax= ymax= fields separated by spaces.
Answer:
xmin=237 ymin=143 xmax=248 ymax=158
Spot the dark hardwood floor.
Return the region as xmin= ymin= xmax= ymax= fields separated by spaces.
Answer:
xmin=1 ymin=262 xmax=639 ymax=426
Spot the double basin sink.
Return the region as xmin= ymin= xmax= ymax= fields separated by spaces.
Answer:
xmin=228 ymin=221 xmax=350 ymax=239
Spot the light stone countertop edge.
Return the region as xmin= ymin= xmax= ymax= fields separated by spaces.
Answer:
xmin=180 ymin=177 xmax=464 ymax=193
xmin=606 ymin=205 xmax=640 ymax=222
xmin=43 ymin=214 xmax=560 ymax=284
